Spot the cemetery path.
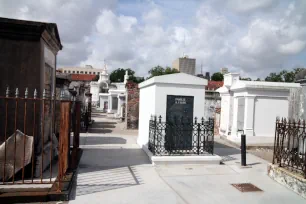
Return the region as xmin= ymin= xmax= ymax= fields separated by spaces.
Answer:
xmin=69 ymin=111 xmax=186 ymax=204
xmin=65 ymin=111 xmax=305 ymax=204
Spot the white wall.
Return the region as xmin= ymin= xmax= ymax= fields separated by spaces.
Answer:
xmin=154 ymin=84 xmax=205 ymax=120
xmin=138 ymin=85 xmax=156 ymax=146
xmin=204 ymin=98 xmax=221 ymax=120
xmin=99 ymin=95 xmax=108 ymax=110
xmin=90 ymin=84 xmax=99 ymax=106
xmin=254 ymin=97 xmax=288 ymax=137
xmin=220 ymin=95 xmax=231 ymax=134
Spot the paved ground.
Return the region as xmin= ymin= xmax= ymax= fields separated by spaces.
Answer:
xmin=67 ymin=111 xmax=305 ymax=204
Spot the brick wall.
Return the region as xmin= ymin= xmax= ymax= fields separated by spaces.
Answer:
xmin=126 ymin=81 xmax=139 ymax=129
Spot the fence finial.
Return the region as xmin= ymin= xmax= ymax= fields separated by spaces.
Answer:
xmin=158 ymin=115 xmax=162 ymax=123
xmin=25 ymin=88 xmax=28 ymax=99
xmin=194 ymin=117 xmax=198 ymax=124
xmin=5 ymin=87 xmax=9 ymax=97
xmin=154 ymin=115 xmax=157 ymax=122
xmin=34 ymin=89 xmax=37 ymax=99
xmin=201 ymin=117 xmax=204 ymax=125
xmin=15 ymin=88 xmax=19 ymax=98
xmin=43 ymin=89 xmax=46 ymax=99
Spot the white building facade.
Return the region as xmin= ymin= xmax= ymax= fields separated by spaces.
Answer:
xmin=217 ymin=73 xmax=300 ymax=144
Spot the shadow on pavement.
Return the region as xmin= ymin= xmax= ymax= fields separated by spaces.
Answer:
xmin=71 ymin=148 xmax=150 ymax=198
xmin=71 ymin=116 xmax=150 ymax=199
xmin=81 ymin=136 xmax=127 ymax=145
xmin=214 ymin=141 xmax=241 ymax=162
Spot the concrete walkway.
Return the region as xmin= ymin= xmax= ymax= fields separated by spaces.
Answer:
xmin=68 ymin=112 xmax=305 ymax=204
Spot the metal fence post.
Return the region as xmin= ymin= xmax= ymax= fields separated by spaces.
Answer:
xmin=241 ymin=134 xmax=246 ymax=166
xmin=153 ymin=116 xmax=157 ymax=155
xmin=197 ymin=123 xmax=200 ymax=155
xmin=73 ymin=101 xmax=81 ymax=149
xmin=238 ymin=129 xmax=246 ymax=166
xmin=58 ymin=95 xmax=71 ymax=191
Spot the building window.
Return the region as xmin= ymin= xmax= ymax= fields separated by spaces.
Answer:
xmin=89 ymin=72 xmax=92 ymax=74
xmin=64 ymin=71 xmax=67 ymax=73
xmin=80 ymin=71 xmax=83 ymax=74
xmin=98 ymin=72 xmax=100 ymax=74
xmin=93 ymin=72 xmax=96 ymax=74
xmin=85 ymin=72 xmax=87 ymax=74
xmin=68 ymin=71 xmax=71 ymax=73
xmin=73 ymin=71 xmax=75 ymax=73
xmin=77 ymin=71 xmax=79 ymax=74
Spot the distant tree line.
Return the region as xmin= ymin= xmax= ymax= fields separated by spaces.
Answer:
xmin=109 ymin=66 xmax=306 ymax=84
xmin=209 ymin=68 xmax=305 ymax=82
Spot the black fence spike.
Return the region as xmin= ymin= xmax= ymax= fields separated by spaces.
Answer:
xmin=5 ymin=86 xmax=9 ymax=97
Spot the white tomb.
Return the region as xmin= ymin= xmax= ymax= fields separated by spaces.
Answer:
xmin=90 ymin=65 xmax=129 ymax=118
xmin=137 ymin=73 xmax=208 ymax=147
xmin=216 ymin=73 xmax=300 ymax=144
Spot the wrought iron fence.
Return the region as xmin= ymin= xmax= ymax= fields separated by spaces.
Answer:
xmin=148 ymin=116 xmax=214 ymax=156
xmin=273 ymin=118 xmax=306 ymax=178
xmin=0 ymin=87 xmax=81 ymax=191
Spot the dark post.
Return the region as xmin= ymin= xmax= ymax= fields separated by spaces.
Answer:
xmin=241 ymin=134 xmax=246 ymax=166
xmin=153 ymin=116 xmax=157 ymax=155
xmin=197 ymin=123 xmax=201 ymax=155
xmin=73 ymin=101 xmax=81 ymax=149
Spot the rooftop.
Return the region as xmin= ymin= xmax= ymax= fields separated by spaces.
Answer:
xmin=139 ymin=73 xmax=207 ymax=89
xmin=70 ymin=74 xmax=97 ymax=81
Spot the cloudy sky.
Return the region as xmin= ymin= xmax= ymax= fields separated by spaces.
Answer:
xmin=1 ymin=0 xmax=306 ymax=79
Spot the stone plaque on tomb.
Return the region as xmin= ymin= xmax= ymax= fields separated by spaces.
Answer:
xmin=166 ymin=95 xmax=194 ymax=150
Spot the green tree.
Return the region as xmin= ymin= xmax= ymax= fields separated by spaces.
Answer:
xmin=164 ymin=66 xmax=179 ymax=75
xmin=264 ymin=69 xmax=304 ymax=82
xmin=110 ymin=68 xmax=135 ymax=82
xmin=240 ymin=77 xmax=252 ymax=81
xmin=265 ymin=72 xmax=283 ymax=82
xmin=147 ymin=65 xmax=179 ymax=78
xmin=255 ymin=78 xmax=261 ymax=81
xmin=211 ymin=72 xmax=224 ymax=81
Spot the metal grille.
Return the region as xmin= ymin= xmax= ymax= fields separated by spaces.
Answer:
xmin=0 ymin=87 xmax=81 ymax=192
xmin=148 ymin=116 xmax=214 ymax=156
xmin=272 ymin=118 xmax=306 ymax=178
xmin=231 ymin=183 xmax=263 ymax=192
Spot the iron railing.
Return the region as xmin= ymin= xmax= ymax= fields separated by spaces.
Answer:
xmin=273 ymin=118 xmax=306 ymax=178
xmin=148 ymin=116 xmax=214 ymax=156
xmin=0 ymin=87 xmax=81 ymax=191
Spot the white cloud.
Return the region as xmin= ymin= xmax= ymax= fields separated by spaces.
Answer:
xmin=279 ymin=40 xmax=306 ymax=55
xmin=142 ymin=8 xmax=163 ymax=24
xmin=226 ymin=0 xmax=276 ymax=13
xmin=0 ymin=0 xmax=305 ymax=78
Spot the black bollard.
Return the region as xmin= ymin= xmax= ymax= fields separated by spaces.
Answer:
xmin=241 ymin=134 xmax=246 ymax=166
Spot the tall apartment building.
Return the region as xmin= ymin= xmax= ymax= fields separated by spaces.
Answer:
xmin=172 ymin=56 xmax=196 ymax=75
xmin=58 ymin=65 xmax=102 ymax=75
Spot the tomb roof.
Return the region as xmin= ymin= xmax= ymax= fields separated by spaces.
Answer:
xmin=139 ymin=73 xmax=208 ymax=89
xmin=0 ymin=17 xmax=62 ymax=50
